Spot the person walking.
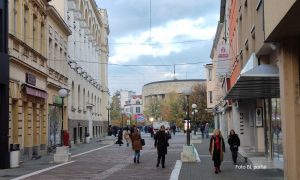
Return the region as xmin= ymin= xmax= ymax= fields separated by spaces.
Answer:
xmin=171 ymin=125 xmax=176 ymax=135
xmin=116 ymin=128 xmax=123 ymax=146
xmin=200 ymin=124 xmax=205 ymax=138
xmin=205 ymin=123 xmax=210 ymax=139
xmin=209 ymin=129 xmax=225 ymax=174
xmin=154 ymin=125 xmax=171 ymax=168
xmin=124 ymin=127 xmax=132 ymax=147
xmin=228 ymin=129 xmax=240 ymax=165
xmin=131 ymin=127 xmax=142 ymax=163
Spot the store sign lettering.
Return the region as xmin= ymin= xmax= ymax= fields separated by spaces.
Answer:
xmin=26 ymin=73 xmax=36 ymax=86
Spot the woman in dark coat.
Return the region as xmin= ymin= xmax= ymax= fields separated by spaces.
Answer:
xmin=131 ymin=128 xmax=142 ymax=163
xmin=116 ymin=128 xmax=123 ymax=146
xmin=154 ymin=125 xmax=170 ymax=168
xmin=228 ymin=129 xmax=240 ymax=165
xmin=209 ymin=129 xmax=225 ymax=174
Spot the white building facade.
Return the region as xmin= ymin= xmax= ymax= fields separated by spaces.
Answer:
xmin=50 ymin=0 xmax=109 ymax=144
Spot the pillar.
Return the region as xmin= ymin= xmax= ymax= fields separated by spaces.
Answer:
xmin=278 ymin=39 xmax=300 ymax=180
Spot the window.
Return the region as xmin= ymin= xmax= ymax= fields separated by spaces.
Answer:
xmin=136 ymin=107 xmax=140 ymax=114
xmin=48 ymin=38 xmax=53 ymax=67
xmin=40 ymin=23 xmax=44 ymax=54
xmin=136 ymin=101 xmax=140 ymax=105
xmin=71 ymin=81 xmax=75 ymax=107
xmin=256 ymin=0 xmax=262 ymax=11
xmin=13 ymin=0 xmax=18 ymax=35
xmin=209 ymin=91 xmax=213 ymax=103
xmin=78 ymin=85 xmax=81 ymax=109
xmin=32 ymin=14 xmax=37 ymax=48
xmin=83 ymin=88 xmax=85 ymax=110
xmin=23 ymin=5 xmax=28 ymax=41
xmin=208 ymin=69 xmax=212 ymax=81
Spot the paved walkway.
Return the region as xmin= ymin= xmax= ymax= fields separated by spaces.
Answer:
xmin=0 ymin=133 xmax=284 ymax=180
xmin=0 ymin=137 xmax=114 ymax=180
xmin=179 ymin=137 xmax=284 ymax=180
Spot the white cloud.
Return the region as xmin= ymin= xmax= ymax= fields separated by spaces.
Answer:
xmin=109 ymin=17 xmax=217 ymax=64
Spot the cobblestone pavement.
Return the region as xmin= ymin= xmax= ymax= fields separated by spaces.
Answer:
xmin=0 ymin=133 xmax=185 ymax=180
xmin=0 ymin=133 xmax=285 ymax=180
xmin=179 ymin=137 xmax=284 ymax=180
xmin=0 ymin=138 xmax=114 ymax=180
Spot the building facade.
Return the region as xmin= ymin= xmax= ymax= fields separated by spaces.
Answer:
xmin=47 ymin=5 xmax=71 ymax=147
xmin=8 ymin=0 xmax=71 ymax=160
xmin=50 ymin=0 xmax=110 ymax=144
xmin=123 ymin=95 xmax=143 ymax=125
xmin=209 ymin=0 xmax=300 ymax=179
xmin=143 ymin=79 xmax=206 ymax=122
xmin=120 ymin=90 xmax=136 ymax=108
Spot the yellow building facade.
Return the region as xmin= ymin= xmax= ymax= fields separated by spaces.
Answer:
xmin=46 ymin=5 xmax=71 ymax=148
xmin=9 ymin=0 xmax=49 ymax=160
xmin=8 ymin=0 xmax=70 ymax=160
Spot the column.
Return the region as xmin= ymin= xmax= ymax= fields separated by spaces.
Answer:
xmin=278 ymin=39 xmax=300 ymax=180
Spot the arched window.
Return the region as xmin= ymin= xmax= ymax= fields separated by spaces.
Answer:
xmin=78 ymin=85 xmax=81 ymax=109
xmin=83 ymin=88 xmax=86 ymax=110
xmin=71 ymin=81 xmax=75 ymax=107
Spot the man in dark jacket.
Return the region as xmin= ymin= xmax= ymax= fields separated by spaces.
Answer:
xmin=228 ymin=129 xmax=240 ymax=165
xmin=154 ymin=125 xmax=171 ymax=168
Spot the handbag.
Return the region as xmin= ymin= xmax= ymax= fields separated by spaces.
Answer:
xmin=140 ymin=139 xmax=145 ymax=146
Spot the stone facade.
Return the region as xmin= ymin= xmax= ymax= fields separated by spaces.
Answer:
xmin=50 ymin=0 xmax=110 ymax=144
xmin=9 ymin=0 xmax=50 ymax=161
xmin=142 ymin=79 xmax=206 ymax=117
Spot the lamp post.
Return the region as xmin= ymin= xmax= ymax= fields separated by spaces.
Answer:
xmin=121 ymin=110 xmax=125 ymax=129
xmin=192 ymin=104 xmax=198 ymax=135
xmin=106 ymin=105 xmax=111 ymax=136
xmin=182 ymin=88 xmax=192 ymax=146
xmin=58 ymin=88 xmax=68 ymax=146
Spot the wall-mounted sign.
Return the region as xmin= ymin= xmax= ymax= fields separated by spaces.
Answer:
xmin=53 ymin=96 xmax=62 ymax=106
xmin=26 ymin=73 xmax=36 ymax=86
xmin=256 ymin=108 xmax=263 ymax=127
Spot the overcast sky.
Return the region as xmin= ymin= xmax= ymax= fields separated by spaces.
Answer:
xmin=95 ymin=0 xmax=220 ymax=94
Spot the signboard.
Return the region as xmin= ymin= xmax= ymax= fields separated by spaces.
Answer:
xmin=256 ymin=108 xmax=263 ymax=127
xmin=26 ymin=73 xmax=36 ymax=86
xmin=53 ymin=96 xmax=62 ymax=106
xmin=216 ymin=44 xmax=230 ymax=76
xmin=134 ymin=114 xmax=145 ymax=122
xmin=184 ymin=119 xmax=190 ymax=131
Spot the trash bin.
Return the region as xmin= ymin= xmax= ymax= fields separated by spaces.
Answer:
xmin=10 ymin=144 xmax=20 ymax=168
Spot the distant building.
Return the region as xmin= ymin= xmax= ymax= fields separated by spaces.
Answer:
xmin=120 ymin=89 xmax=136 ymax=108
xmin=124 ymin=95 xmax=144 ymax=125
xmin=142 ymin=79 xmax=206 ymax=121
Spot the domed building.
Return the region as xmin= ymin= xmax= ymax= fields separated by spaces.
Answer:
xmin=142 ymin=79 xmax=206 ymax=121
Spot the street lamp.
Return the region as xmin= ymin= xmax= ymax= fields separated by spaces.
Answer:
xmin=121 ymin=110 xmax=125 ymax=129
xmin=106 ymin=105 xmax=111 ymax=136
xmin=192 ymin=104 xmax=198 ymax=135
xmin=58 ymin=88 xmax=68 ymax=146
xmin=182 ymin=88 xmax=192 ymax=146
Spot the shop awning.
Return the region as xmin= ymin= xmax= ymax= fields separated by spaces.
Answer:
xmin=24 ymin=85 xmax=48 ymax=99
xmin=224 ymin=64 xmax=280 ymax=100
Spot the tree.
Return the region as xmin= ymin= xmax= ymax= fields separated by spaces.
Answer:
xmin=144 ymin=98 xmax=161 ymax=122
xmin=190 ymin=83 xmax=214 ymax=126
xmin=161 ymin=92 xmax=185 ymax=128
xmin=110 ymin=91 xmax=122 ymax=126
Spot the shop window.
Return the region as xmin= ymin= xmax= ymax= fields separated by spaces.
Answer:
xmin=272 ymin=98 xmax=282 ymax=160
